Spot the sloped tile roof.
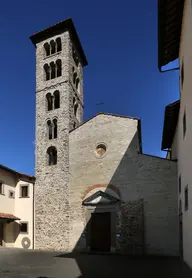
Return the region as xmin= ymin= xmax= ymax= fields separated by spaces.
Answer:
xmin=161 ymin=100 xmax=180 ymax=150
xmin=0 ymin=164 xmax=35 ymax=182
xmin=0 ymin=213 xmax=20 ymax=220
xmin=158 ymin=0 xmax=184 ymax=71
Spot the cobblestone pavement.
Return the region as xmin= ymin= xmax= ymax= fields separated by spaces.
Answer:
xmin=0 ymin=248 xmax=192 ymax=278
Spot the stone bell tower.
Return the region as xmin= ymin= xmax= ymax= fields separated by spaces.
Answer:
xmin=30 ymin=18 xmax=88 ymax=250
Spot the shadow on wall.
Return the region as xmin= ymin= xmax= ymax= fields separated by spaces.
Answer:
xmin=54 ymin=132 xmax=178 ymax=277
xmin=70 ymin=133 xmax=145 ymax=254
xmin=3 ymin=222 xmax=20 ymax=244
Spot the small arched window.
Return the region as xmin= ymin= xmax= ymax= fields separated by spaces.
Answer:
xmin=50 ymin=40 xmax=56 ymax=55
xmin=47 ymin=146 xmax=57 ymax=165
xmin=56 ymin=37 xmax=62 ymax=52
xmin=44 ymin=43 xmax=50 ymax=57
xmin=53 ymin=119 xmax=57 ymax=139
xmin=53 ymin=91 xmax=60 ymax=109
xmin=73 ymin=72 xmax=77 ymax=85
xmin=56 ymin=59 xmax=62 ymax=77
xmin=73 ymin=97 xmax=76 ymax=106
xmin=46 ymin=93 xmax=53 ymax=111
xmin=44 ymin=64 xmax=50 ymax=81
xmin=47 ymin=120 xmax=52 ymax=140
xmin=74 ymin=103 xmax=78 ymax=117
xmin=76 ymin=78 xmax=80 ymax=92
xmin=50 ymin=62 xmax=56 ymax=79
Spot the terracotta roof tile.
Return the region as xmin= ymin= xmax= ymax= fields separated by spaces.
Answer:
xmin=0 ymin=213 xmax=20 ymax=220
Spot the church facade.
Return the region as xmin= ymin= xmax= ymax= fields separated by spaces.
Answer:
xmin=0 ymin=18 xmax=179 ymax=256
xmin=69 ymin=113 xmax=178 ymax=255
xmin=29 ymin=18 xmax=179 ymax=256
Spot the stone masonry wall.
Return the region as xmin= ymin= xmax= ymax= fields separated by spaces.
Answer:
xmin=69 ymin=114 xmax=179 ymax=255
xmin=35 ymin=30 xmax=84 ymax=251
xmin=68 ymin=38 xmax=84 ymax=129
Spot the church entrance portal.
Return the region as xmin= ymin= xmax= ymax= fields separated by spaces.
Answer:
xmin=90 ymin=212 xmax=111 ymax=252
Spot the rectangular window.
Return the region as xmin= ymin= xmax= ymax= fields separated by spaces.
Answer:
xmin=9 ymin=190 xmax=15 ymax=199
xmin=183 ymin=111 xmax=186 ymax=138
xmin=20 ymin=185 xmax=29 ymax=198
xmin=185 ymin=185 xmax=188 ymax=211
xmin=179 ymin=175 xmax=181 ymax=194
xmin=20 ymin=222 xmax=28 ymax=233
xmin=0 ymin=182 xmax=4 ymax=195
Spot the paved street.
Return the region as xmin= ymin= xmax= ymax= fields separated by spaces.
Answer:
xmin=0 ymin=248 xmax=192 ymax=278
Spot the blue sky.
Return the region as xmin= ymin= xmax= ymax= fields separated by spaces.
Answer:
xmin=0 ymin=0 xmax=179 ymax=175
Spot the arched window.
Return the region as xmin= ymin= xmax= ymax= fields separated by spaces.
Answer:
xmin=50 ymin=62 xmax=56 ymax=79
xmin=47 ymin=146 xmax=57 ymax=165
xmin=56 ymin=37 xmax=62 ymax=52
xmin=44 ymin=43 xmax=50 ymax=57
xmin=47 ymin=120 xmax=52 ymax=140
xmin=53 ymin=119 xmax=57 ymax=139
xmin=76 ymin=78 xmax=80 ymax=92
xmin=74 ymin=103 xmax=78 ymax=117
xmin=46 ymin=93 xmax=53 ymax=111
xmin=73 ymin=72 xmax=77 ymax=85
xmin=50 ymin=40 xmax=56 ymax=55
xmin=53 ymin=91 xmax=60 ymax=109
xmin=44 ymin=64 xmax=50 ymax=81
xmin=73 ymin=97 xmax=76 ymax=106
xmin=56 ymin=59 xmax=62 ymax=77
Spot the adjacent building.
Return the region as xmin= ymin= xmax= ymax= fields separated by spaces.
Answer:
xmin=158 ymin=0 xmax=192 ymax=270
xmin=0 ymin=165 xmax=35 ymax=249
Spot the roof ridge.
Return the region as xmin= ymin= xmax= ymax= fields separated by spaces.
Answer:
xmin=0 ymin=164 xmax=35 ymax=181
xmin=70 ymin=112 xmax=140 ymax=133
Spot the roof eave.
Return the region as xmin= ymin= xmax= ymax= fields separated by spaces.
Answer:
xmin=0 ymin=164 xmax=35 ymax=182
xmin=30 ymin=18 xmax=88 ymax=67
xmin=158 ymin=0 xmax=184 ymax=71
xmin=161 ymin=100 xmax=180 ymax=150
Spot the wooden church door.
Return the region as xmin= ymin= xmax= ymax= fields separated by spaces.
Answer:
xmin=90 ymin=212 xmax=111 ymax=252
